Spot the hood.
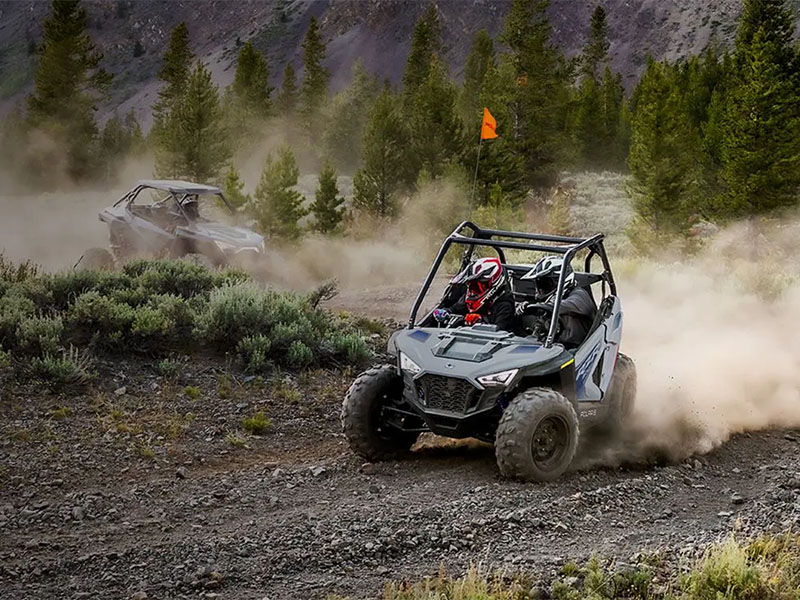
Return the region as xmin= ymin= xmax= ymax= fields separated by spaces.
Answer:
xmin=181 ymin=222 xmax=264 ymax=249
xmin=392 ymin=325 xmax=569 ymax=384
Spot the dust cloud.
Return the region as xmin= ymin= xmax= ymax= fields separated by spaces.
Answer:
xmin=608 ymin=219 xmax=800 ymax=464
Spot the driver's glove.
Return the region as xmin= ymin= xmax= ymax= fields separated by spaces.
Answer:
xmin=515 ymin=302 xmax=529 ymax=316
xmin=433 ymin=308 xmax=451 ymax=323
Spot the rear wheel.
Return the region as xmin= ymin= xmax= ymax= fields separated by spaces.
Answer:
xmin=495 ymin=387 xmax=579 ymax=482
xmin=77 ymin=247 xmax=114 ymax=271
xmin=602 ymin=353 xmax=637 ymax=433
xmin=342 ymin=365 xmax=419 ymax=461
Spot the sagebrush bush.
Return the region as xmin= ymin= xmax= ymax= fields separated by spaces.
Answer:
xmin=30 ymin=346 xmax=94 ymax=386
xmin=67 ymin=291 xmax=134 ymax=346
xmin=287 ymin=340 xmax=314 ymax=368
xmin=237 ymin=334 xmax=272 ymax=373
xmin=0 ymin=257 xmax=372 ymax=372
xmin=16 ymin=314 xmax=63 ymax=355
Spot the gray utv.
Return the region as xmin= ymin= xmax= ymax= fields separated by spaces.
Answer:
xmin=80 ymin=180 xmax=264 ymax=269
xmin=342 ymin=222 xmax=636 ymax=482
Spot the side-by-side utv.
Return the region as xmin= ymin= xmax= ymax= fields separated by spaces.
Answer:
xmin=342 ymin=222 xmax=636 ymax=482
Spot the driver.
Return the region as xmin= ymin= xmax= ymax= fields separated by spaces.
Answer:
xmin=521 ymin=256 xmax=596 ymax=347
xmin=433 ymin=257 xmax=515 ymax=331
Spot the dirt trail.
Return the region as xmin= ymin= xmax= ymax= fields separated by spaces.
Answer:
xmin=2 ymin=354 xmax=799 ymax=600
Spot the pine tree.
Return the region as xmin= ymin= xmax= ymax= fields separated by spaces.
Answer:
xmin=402 ymin=4 xmax=441 ymax=108
xmin=473 ymin=57 xmax=528 ymax=205
xmin=155 ymin=62 xmax=230 ymax=183
xmin=409 ymin=57 xmax=464 ymax=180
xmin=276 ymin=63 xmax=298 ymax=117
xmin=717 ymin=0 xmax=800 ymax=216
xmin=299 ymin=17 xmax=329 ymax=130
xmin=153 ymin=22 xmax=193 ymax=114
xmin=26 ymin=0 xmax=111 ymax=181
xmin=231 ymin=41 xmax=271 ymax=120
xmin=473 ymin=183 xmax=525 ymax=230
xmin=250 ymin=145 xmax=306 ymax=239
xmin=627 ymin=59 xmax=699 ymax=235
xmin=222 ymin=165 xmax=251 ymax=211
xmin=459 ymin=30 xmax=495 ymax=122
xmin=323 ymin=60 xmax=380 ymax=172
xmin=353 ymin=88 xmax=409 ymax=218
xmin=499 ymin=0 xmax=572 ymax=187
xmin=582 ymin=5 xmax=610 ymax=80
xmin=311 ymin=162 xmax=345 ymax=233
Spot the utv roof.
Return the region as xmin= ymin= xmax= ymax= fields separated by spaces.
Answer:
xmin=136 ymin=180 xmax=222 ymax=195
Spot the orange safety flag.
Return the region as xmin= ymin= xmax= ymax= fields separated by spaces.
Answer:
xmin=480 ymin=107 xmax=498 ymax=140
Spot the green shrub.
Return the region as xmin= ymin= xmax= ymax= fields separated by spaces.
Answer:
xmin=237 ymin=334 xmax=272 ymax=373
xmin=131 ymin=306 xmax=176 ymax=346
xmin=183 ymin=385 xmax=201 ymax=400
xmin=0 ymin=253 xmax=39 ymax=283
xmin=0 ymin=348 xmax=12 ymax=368
xmin=157 ymin=357 xmax=181 ymax=378
xmin=66 ymin=291 xmax=134 ymax=346
xmin=242 ymin=411 xmax=271 ymax=434
xmin=124 ymin=259 xmax=217 ymax=298
xmin=0 ymin=294 xmax=36 ymax=346
xmin=287 ymin=340 xmax=314 ymax=368
xmin=16 ymin=314 xmax=63 ymax=355
xmin=197 ymin=283 xmax=272 ymax=344
xmin=683 ymin=538 xmax=768 ymax=600
xmin=30 ymin=346 xmax=94 ymax=386
xmin=325 ymin=332 xmax=370 ymax=364
xmin=270 ymin=319 xmax=316 ymax=349
xmin=47 ymin=270 xmax=131 ymax=309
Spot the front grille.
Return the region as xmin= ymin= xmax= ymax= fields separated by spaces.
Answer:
xmin=416 ymin=375 xmax=477 ymax=414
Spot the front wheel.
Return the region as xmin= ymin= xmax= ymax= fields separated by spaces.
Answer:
xmin=495 ymin=387 xmax=579 ymax=482
xmin=342 ymin=365 xmax=419 ymax=461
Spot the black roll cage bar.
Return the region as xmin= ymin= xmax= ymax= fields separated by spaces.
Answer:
xmin=408 ymin=221 xmax=617 ymax=348
xmin=113 ymin=185 xmax=236 ymax=222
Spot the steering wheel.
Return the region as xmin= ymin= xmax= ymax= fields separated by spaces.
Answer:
xmin=518 ymin=302 xmax=559 ymax=341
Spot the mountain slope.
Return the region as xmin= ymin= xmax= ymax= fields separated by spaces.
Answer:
xmin=0 ymin=0 xmax=796 ymax=127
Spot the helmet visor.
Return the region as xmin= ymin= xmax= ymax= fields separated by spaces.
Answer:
xmin=534 ymin=276 xmax=558 ymax=299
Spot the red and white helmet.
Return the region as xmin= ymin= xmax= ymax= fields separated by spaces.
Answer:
xmin=453 ymin=257 xmax=508 ymax=312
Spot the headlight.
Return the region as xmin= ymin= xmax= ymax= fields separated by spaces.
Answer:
xmin=399 ymin=352 xmax=421 ymax=374
xmin=478 ymin=369 xmax=518 ymax=387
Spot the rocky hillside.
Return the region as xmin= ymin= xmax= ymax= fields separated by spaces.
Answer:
xmin=0 ymin=0 xmax=796 ymax=126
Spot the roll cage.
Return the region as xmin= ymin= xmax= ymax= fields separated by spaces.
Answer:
xmin=112 ymin=182 xmax=236 ymax=224
xmin=408 ymin=222 xmax=617 ymax=348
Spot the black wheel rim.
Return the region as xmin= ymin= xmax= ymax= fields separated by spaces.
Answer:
xmin=530 ymin=415 xmax=570 ymax=471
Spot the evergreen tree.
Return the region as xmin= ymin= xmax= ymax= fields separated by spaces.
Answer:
xmin=155 ymin=62 xmax=230 ymax=183
xmin=582 ymin=5 xmax=610 ymax=80
xmin=323 ymin=60 xmax=380 ymax=172
xmin=718 ymin=0 xmax=800 ymax=216
xmin=231 ymin=41 xmax=271 ymax=120
xmin=153 ymin=22 xmax=193 ymax=114
xmin=473 ymin=57 xmax=528 ymax=205
xmin=222 ymin=165 xmax=251 ymax=211
xmin=97 ymin=109 xmax=144 ymax=181
xmin=299 ymin=17 xmax=329 ymax=129
xmin=499 ymin=0 xmax=572 ymax=186
xmin=473 ymin=183 xmax=525 ymax=230
xmin=402 ymin=4 xmax=441 ymax=108
xmin=0 ymin=105 xmax=29 ymax=180
xmin=353 ymin=88 xmax=409 ymax=218
xmin=627 ymin=59 xmax=699 ymax=235
xmin=250 ymin=145 xmax=306 ymax=239
xmin=276 ymin=63 xmax=298 ymax=116
xmin=310 ymin=162 xmax=345 ymax=233
xmin=26 ymin=0 xmax=111 ymax=181
xmin=409 ymin=58 xmax=464 ymax=179
xmin=459 ymin=30 xmax=495 ymax=122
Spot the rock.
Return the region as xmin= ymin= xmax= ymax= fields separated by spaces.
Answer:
xmin=131 ymin=592 xmax=148 ymax=600
xmin=718 ymin=511 xmax=733 ymax=517
xmin=175 ymin=467 xmax=188 ymax=480
xmin=730 ymin=493 xmax=745 ymax=505
xmin=72 ymin=506 xmax=85 ymax=521
xmin=114 ymin=386 xmax=127 ymax=396
xmin=693 ymin=459 xmax=703 ymax=470
xmin=553 ymin=521 xmax=568 ymax=532
xmin=310 ymin=466 xmax=326 ymax=477
xmin=359 ymin=463 xmax=376 ymax=475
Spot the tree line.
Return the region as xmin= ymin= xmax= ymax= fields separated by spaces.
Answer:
xmin=2 ymin=0 xmax=798 ymax=245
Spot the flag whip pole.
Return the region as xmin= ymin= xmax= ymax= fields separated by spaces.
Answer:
xmin=469 ymin=122 xmax=483 ymax=216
